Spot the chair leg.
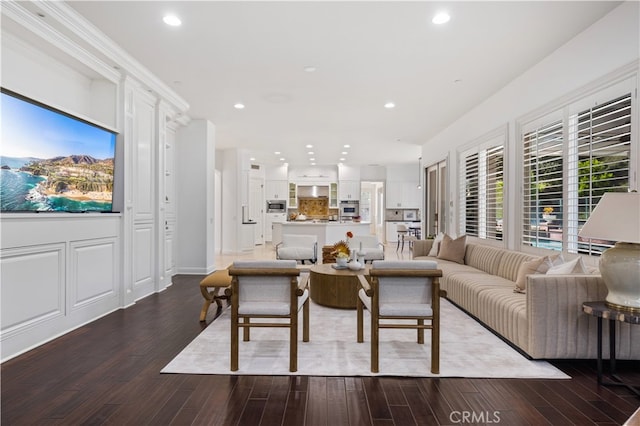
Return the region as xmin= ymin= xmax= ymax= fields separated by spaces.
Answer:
xmin=371 ymin=309 xmax=379 ymax=373
xmin=417 ymin=319 xmax=424 ymax=344
xmin=231 ymin=304 xmax=239 ymax=372
xmin=357 ymin=298 xmax=364 ymax=343
xmin=432 ymin=317 xmax=440 ymax=375
xmin=303 ymin=300 xmax=309 ymax=342
xmin=290 ymin=311 xmax=298 ymax=373
xmin=243 ymin=318 xmax=250 ymax=341
xmin=396 ymin=237 xmax=400 ymax=251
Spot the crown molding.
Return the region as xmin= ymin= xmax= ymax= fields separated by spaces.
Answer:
xmin=8 ymin=0 xmax=190 ymax=115
xmin=1 ymin=1 xmax=120 ymax=83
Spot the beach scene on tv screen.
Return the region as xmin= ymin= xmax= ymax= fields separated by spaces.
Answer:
xmin=0 ymin=92 xmax=116 ymax=212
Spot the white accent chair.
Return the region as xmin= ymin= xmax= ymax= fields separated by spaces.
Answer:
xmin=227 ymin=260 xmax=310 ymax=372
xmin=348 ymin=235 xmax=385 ymax=263
xmin=276 ymin=234 xmax=318 ymax=264
xmin=356 ymin=260 xmax=443 ymax=373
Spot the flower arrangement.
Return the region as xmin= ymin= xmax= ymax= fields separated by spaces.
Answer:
xmin=346 ymin=231 xmax=353 ymax=239
xmin=543 ymin=206 xmax=554 ymax=215
xmin=331 ymin=240 xmax=350 ymax=258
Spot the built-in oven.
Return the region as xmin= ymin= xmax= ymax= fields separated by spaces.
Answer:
xmin=266 ymin=200 xmax=286 ymax=213
xmin=339 ymin=200 xmax=360 ymax=218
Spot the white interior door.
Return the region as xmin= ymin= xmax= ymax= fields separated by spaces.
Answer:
xmin=215 ymin=169 xmax=222 ymax=254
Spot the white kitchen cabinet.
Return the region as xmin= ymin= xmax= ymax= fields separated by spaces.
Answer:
xmin=386 ymin=182 xmax=421 ymax=208
xmin=288 ymin=183 xmax=298 ymax=208
xmin=240 ymin=223 xmax=256 ymax=251
xmin=339 ymin=180 xmax=360 ymax=201
xmin=265 ymin=213 xmax=287 ymax=242
xmin=265 ymin=180 xmax=288 ymax=200
xmin=329 ymin=182 xmax=338 ymax=208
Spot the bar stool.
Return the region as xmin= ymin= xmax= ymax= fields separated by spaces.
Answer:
xmin=397 ymin=224 xmax=409 ymax=251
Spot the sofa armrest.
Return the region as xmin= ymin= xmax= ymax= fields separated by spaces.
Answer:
xmin=525 ymin=274 xmax=610 ymax=359
xmin=412 ymin=240 xmax=433 ymax=259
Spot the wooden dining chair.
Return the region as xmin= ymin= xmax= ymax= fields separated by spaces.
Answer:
xmin=227 ymin=260 xmax=310 ymax=372
xmin=356 ymin=260 xmax=443 ymax=373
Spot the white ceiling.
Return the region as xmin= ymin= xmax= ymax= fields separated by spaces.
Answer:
xmin=66 ymin=1 xmax=620 ymax=167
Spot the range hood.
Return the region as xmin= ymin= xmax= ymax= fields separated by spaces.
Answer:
xmin=297 ymin=185 xmax=329 ymax=198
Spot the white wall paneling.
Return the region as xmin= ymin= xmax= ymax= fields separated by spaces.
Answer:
xmin=0 ymin=2 xmax=189 ymax=361
xmin=1 ymin=244 xmax=66 ymax=333
xmin=69 ymin=238 xmax=118 ymax=309
xmin=133 ymin=223 xmax=154 ymax=300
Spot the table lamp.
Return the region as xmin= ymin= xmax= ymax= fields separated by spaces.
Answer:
xmin=578 ymin=191 xmax=640 ymax=312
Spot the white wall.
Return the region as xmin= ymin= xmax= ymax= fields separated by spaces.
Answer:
xmin=420 ymin=1 xmax=640 ymax=246
xmin=175 ymin=120 xmax=216 ymax=273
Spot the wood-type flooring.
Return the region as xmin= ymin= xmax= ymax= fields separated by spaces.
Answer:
xmin=2 ymin=274 xmax=639 ymax=425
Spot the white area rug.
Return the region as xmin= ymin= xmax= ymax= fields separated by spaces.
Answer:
xmin=162 ymin=299 xmax=569 ymax=378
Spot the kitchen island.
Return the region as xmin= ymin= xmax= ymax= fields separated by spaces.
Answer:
xmin=272 ymin=221 xmax=372 ymax=247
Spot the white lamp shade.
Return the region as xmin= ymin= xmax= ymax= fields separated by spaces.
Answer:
xmin=578 ymin=192 xmax=640 ymax=244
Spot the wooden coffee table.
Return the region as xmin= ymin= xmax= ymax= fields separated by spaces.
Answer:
xmin=309 ymin=263 xmax=370 ymax=309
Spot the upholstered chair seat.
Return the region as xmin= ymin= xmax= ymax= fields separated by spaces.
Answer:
xmin=348 ymin=235 xmax=385 ymax=262
xmin=276 ymin=234 xmax=318 ymax=264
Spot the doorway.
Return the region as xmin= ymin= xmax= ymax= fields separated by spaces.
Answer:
xmin=360 ymin=181 xmax=385 ymax=238
xmin=425 ymin=160 xmax=447 ymax=237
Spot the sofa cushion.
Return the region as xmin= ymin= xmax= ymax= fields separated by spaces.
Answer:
xmin=428 ymin=232 xmax=444 ymax=256
xmin=496 ymin=251 xmax=539 ymax=282
xmin=437 ymin=234 xmax=467 ymax=264
xmin=464 ymin=244 xmax=505 ymax=276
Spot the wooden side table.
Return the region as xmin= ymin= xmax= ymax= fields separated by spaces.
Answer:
xmin=582 ymin=301 xmax=640 ymax=396
xmin=310 ymin=263 xmax=369 ymax=309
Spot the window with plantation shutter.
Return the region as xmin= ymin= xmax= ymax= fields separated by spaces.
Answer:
xmin=460 ymin=139 xmax=504 ymax=241
xmin=522 ymin=119 xmax=564 ymax=251
xmin=521 ymin=82 xmax=633 ymax=255
xmin=570 ymin=93 xmax=631 ymax=255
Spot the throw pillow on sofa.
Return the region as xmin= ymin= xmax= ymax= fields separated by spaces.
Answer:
xmin=514 ymin=257 xmax=549 ymax=293
xmin=546 ymin=256 xmax=587 ymax=274
xmin=428 ymin=232 xmax=444 ymax=257
xmin=437 ymin=234 xmax=466 ymax=264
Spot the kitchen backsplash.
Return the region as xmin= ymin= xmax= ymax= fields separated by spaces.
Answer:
xmin=298 ymin=198 xmax=329 ymax=217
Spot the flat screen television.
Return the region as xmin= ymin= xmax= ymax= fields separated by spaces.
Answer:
xmin=1 ymin=88 xmax=118 ymax=213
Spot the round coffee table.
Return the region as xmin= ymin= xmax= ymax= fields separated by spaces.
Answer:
xmin=309 ymin=263 xmax=370 ymax=309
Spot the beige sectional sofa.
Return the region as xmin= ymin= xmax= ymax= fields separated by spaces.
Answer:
xmin=412 ymin=239 xmax=640 ymax=360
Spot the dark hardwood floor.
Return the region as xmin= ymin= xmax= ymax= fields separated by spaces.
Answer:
xmin=2 ymin=274 xmax=639 ymax=425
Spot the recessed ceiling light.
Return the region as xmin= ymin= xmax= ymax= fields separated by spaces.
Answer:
xmin=310 ymin=158 xmax=315 ymax=161
xmin=163 ymin=14 xmax=182 ymax=26
xmin=308 ymin=151 xmax=314 ymax=155
xmin=384 ymin=102 xmax=396 ymax=109
xmin=432 ymin=12 xmax=450 ymax=25
xmin=280 ymin=157 xmax=286 ymax=161
xmin=250 ymin=157 xmax=256 ymax=161
xmin=305 ymin=144 xmax=313 ymax=148
xmin=339 ymin=158 xmax=346 ymax=161
xmin=234 ymin=103 xmax=245 ymax=109
xmin=344 ymin=144 xmax=351 ymax=148
xmin=341 ymin=151 xmax=348 ymax=155
xmin=304 ymin=66 xmax=317 ymax=73
xmin=311 ymin=162 xmax=316 ymax=166
xmin=274 ymin=151 xmax=281 ymax=155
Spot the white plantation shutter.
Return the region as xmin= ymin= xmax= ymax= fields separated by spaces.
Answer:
xmin=568 ymin=93 xmax=632 ymax=255
xmin=459 ymin=138 xmax=504 ymax=241
xmin=522 ymin=118 xmax=564 ymax=251
xmin=521 ymin=85 xmax=633 ymax=255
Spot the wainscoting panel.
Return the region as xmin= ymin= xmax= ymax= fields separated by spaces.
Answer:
xmin=69 ymin=238 xmax=118 ymax=309
xmin=133 ymin=223 xmax=154 ymax=300
xmin=0 ymin=244 xmax=65 ymax=334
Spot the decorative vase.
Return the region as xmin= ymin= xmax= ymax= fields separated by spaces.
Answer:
xmin=599 ymin=242 xmax=640 ymax=311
